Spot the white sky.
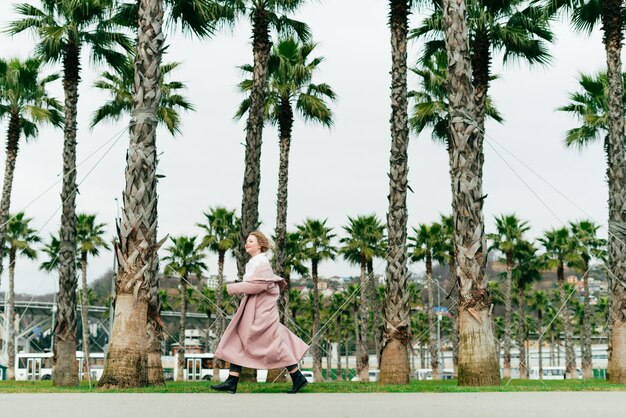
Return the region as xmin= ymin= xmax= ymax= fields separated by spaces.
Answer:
xmin=0 ymin=0 xmax=621 ymax=295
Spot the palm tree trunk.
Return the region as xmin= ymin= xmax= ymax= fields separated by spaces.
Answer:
xmin=325 ymin=339 xmax=332 ymax=380
xmin=177 ymin=279 xmax=187 ymax=382
xmin=367 ymin=261 xmax=382 ymax=367
xmin=380 ymin=0 xmax=410 ymax=385
xmin=426 ymin=255 xmax=440 ymax=379
xmin=358 ymin=257 xmax=369 ymax=381
xmin=79 ymin=253 xmax=90 ymax=381
xmin=443 ymin=0 xmax=499 ymax=386
xmin=6 ymin=248 xmax=16 ymax=380
xmin=603 ymin=0 xmax=626 ymax=384
xmin=54 ymin=40 xmax=81 ymax=387
xmin=353 ymin=298 xmax=359 ymax=380
xmin=0 ymin=112 xmax=20 ymax=289
xmin=344 ymin=331 xmax=349 ymax=379
xmin=582 ymin=260 xmax=593 ymax=379
xmin=517 ymin=285 xmax=527 ymax=379
xmin=146 ymin=256 xmax=164 ymax=386
xmin=99 ymin=0 xmax=164 ymax=388
xmin=213 ymin=250 xmax=226 ymax=381
xmin=336 ymin=314 xmax=343 ymax=380
xmin=470 ymin=29 xmax=490 ymax=143
xmin=452 ymin=305 xmax=459 ymax=373
xmin=312 ymin=259 xmax=323 ymax=382
xmin=558 ymin=263 xmax=576 ymax=379
xmin=274 ymin=98 xmax=293 ymax=331
xmin=538 ymin=309 xmax=543 ymax=378
xmin=236 ymin=7 xmax=271 ymax=279
xmin=503 ymin=252 xmax=513 ymax=379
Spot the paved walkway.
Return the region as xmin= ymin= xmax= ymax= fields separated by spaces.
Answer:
xmin=0 ymin=392 xmax=620 ymax=418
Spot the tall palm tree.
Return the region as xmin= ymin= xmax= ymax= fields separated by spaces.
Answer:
xmin=8 ymin=0 xmax=130 ymax=387
xmin=3 ymin=212 xmax=40 ymax=379
xmin=539 ymin=227 xmax=578 ymax=378
xmin=211 ymin=0 xmax=310 ymax=279
xmin=339 ymin=215 xmax=386 ymax=381
xmin=296 ymin=218 xmax=336 ymax=382
xmin=487 ymin=214 xmax=530 ymax=378
xmin=569 ymin=220 xmax=606 ymax=379
xmin=75 ymin=214 xmax=110 ymax=381
xmin=91 ymin=55 xmax=194 ymax=136
xmin=413 ymin=0 xmax=552 ymax=138
xmin=196 ymin=206 xmax=239 ymax=380
xmin=408 ymin=222 xmax=447 ymax=379
xmin=379 ymin=0 xmax=416 ymax=385
xmin=0 ymin=57 xmax=62 ymax=290
xmin=511 ymin=240 xmax=542 ymax=379
xmin=545 ymin=0 xmax=626 ymax=383
xmin=236 ymin=37 xmax=335 ymax=287
xmin=108 ymin=0 xmax=219 ymax=388
xmin=441 ymin=0 xmax=500 ymax=386
xmin=162 ymin=236 xmax=207 ymax=381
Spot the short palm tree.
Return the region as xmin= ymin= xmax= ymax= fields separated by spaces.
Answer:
xmin=569 ymin=220 xmax=606 ymax=379
xmin=162 ymin=236 xmax=207 ymax=382
xmin=511 ymin=240 xmax=542 ymax=379
xmin=76 ymin=214 xmax=110 ymax=381
xmin=329 ymin=291 xmax=346 ymax=380
xmin=91 ymin=55 xmax=194 ymax=136
xmin=487 ymin=214 xmax=530 ymax=378
xmin=296 ymin=218 xmax=336 ymax=382
xmin=196 ymin=206 xmax=239 ymax=379
xmin=539 ymin=227 xmax=578 ymax=378
xmin=8 ymin=0 xmax=130 ymax=386
xmin=0 ymin=57 xmax=62 ymax=289
xmin=236 ymin=37 xmax=335 ymax=287
xmin=211 ymin=0 xmax=310 ymax=278
xmin=408 ymin=222 xmax=447 ymax=379
xmin=545 ymin=0 xmax=626 ymax=383
xmin=528 ymin=290 xmax=549 ymax=377
xmin=279 ymin=230 xmax=309 ymax=326
xmin=3 ymin=212 xmax=40 ymax=379
xmin=340 ymin=215 xmax=386 ymax=381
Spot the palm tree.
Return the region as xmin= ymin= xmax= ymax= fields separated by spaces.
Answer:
xmin=196 ymin=206 xmax=239 ymax=380
xmin=329 ymin=291 xmax=346 ymax=380
xmin=440 ymin=0 xmax=500 ymax=386
xmin=487 ymin=214 xmax=530 ymax=378
xmin=545 ymin=0 xmax=626 ymax=383
xmin=569 ymin=220 xmax=606 ymax=379
xmin=379 ymin=0 xmax=416 ymax=385
xmin=91 ymin=55 xmax=194 ymax=136
xmin=105 ymin=0 xmax=219 ymax=388
xmin=413 ymin=0 xmax=552 ymax=138
xmin=210 ymin=0 xmax=310 ymax=278
xmin=279 ymin=231 xmax=309 ymax=326
xmin=339 ymin=215 xmax=386 ymax=381
xmin=296 ymin=218 xmax=336 ymax=382
xmin=75 ymin=214 xmax=110 ymax=381
xmin=8 ymin=0 xmax=130 ymax=386
xmin=162 ymin=236 xmax=207 ymax=382
xmin=539 ymin=227 xmax=578 ymax=378
xmin=511 ymin=240 xmax=542 ymax=379
xmin=0 ymin=57 xmax=62 ymax=290
xmin=528 ymin=290 xmax=550 ymax=378
xmin=236 ymin=37 xmax=335 ymax=288
xmin=3 ymin=212 xmax=40 ymax=379
xmin=408 ymin=222 xmax=447 ymax=379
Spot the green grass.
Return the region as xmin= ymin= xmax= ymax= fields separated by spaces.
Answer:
xmin=0 ymin=379 xmax=625 ymax=393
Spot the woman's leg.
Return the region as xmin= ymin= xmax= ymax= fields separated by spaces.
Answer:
xmin=229 ymin=363 xmax=242 ymax=377
xmin=210 ymin=363 xmax=241 ymax=393
xmin=286 ymin=364 xmax=308 ymax=394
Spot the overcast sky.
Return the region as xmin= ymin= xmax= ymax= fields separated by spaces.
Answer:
xmin=0 ymin=0 xmax=621 ymax=296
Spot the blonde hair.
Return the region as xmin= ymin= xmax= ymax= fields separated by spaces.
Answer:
xmin=249 ymin=230 xmax=271 ymax=253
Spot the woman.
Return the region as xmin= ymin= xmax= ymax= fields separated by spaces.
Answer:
xmin=211 ymin=231 xmax=310 ymax=394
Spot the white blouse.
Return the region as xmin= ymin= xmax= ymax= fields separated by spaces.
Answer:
xmin=243 ymin=252 xmax=269 ymax=281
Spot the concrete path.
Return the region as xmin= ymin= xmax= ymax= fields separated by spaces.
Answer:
xmin=0 ymin=392 xmax=620 ymax=418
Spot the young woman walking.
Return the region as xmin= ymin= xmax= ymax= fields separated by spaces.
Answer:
xmin=211 ymin=231 xmax=310 ymax=394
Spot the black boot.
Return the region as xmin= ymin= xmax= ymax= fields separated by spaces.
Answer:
xmin=210 ymin=374 xmax=239 ymax=394
xmin=287 ymin=370 xmax=308 ymax=394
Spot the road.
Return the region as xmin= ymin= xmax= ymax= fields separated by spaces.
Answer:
xmin=1 ymin=392 xmax=619 ymax=418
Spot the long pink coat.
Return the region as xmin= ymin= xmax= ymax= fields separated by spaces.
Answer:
xmin=215 ymin=254 xmax=309 ymax=369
